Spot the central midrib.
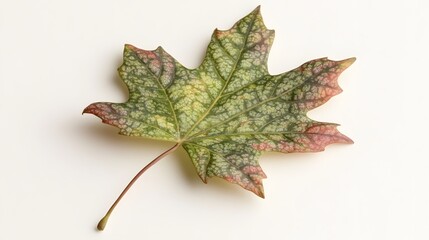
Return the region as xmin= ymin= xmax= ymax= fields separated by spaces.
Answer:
xmin=181 ymin=12 xmax=258 ymax=141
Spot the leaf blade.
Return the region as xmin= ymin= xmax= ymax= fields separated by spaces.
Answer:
xmin=84 ymin=6 xmax=354 ymax=198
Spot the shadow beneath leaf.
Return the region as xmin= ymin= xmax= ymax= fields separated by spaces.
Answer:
xmin=173 ymin=147 xmax=261 ymax=201
xmin=80 ymin=121 xmax=173 ymax=153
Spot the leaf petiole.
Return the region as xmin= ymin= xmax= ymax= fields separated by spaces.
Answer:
xmin=97 ymin=143 xmax=180 ymax=231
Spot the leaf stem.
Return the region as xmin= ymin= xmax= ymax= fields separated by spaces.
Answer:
xmin=97 ymin=143 xmax=180 ymax=231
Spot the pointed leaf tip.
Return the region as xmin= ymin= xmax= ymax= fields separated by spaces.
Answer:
xmin=256 ymin=187 xmax=265 ymax=199
xmin=340 ymin=57 xmax=356 ymax=69
xmin=248 ymin=5 xmax=262 ymax=18
xmin=82 ymin=105 xmax=93 ymax=115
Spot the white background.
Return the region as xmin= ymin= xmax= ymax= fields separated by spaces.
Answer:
xmin=1 ymin=0 xmax=428 ymax=239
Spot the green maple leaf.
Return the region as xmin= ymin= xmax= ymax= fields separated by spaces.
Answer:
xmin=84 ymin=6 xmax=354 ymax=230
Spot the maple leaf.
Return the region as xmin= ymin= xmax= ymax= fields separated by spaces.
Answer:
xmin=84 ymin=6 xmax=354 ymax=230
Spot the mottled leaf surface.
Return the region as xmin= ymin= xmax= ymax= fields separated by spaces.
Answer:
xmin=84 ymin=7 xmax=354 ymax=197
